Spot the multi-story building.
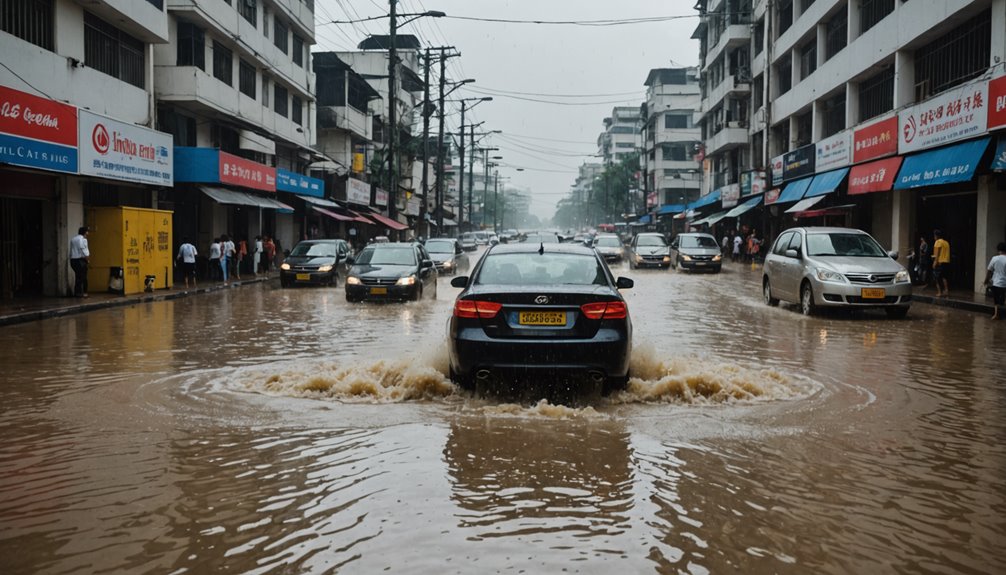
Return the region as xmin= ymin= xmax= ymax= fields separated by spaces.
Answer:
xmin=1 ymin=0 xmax=171 ymax=298
xmin=695 ymin=0 xmax=1006 ymax=292
xmin=597 ymin=106 xmax=643 ymax=164
xmin=641 ymin=68 xmax=703 ymax=210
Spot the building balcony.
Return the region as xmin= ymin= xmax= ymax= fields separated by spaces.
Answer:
xmin=654 ymin=129 xmax=701 ymax=145
xmin=704 ymin=24 xmax=751 ymax=69
xmin=701 ymin=76 xmax=751 ymax=115
xmin=705 ymin=125 xmax=749 ymax=155
xmin=317 ymin=105 xmax=371 ymax=140
xmin=89 ymin=0 xmax=169 ymax=42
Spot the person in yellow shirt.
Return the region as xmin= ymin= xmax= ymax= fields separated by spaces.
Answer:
xmin=931 ymin=229 xmax=951 ymax=297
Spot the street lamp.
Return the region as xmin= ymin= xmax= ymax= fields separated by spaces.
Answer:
xmin=489 ymin=156 xmax=503 ymax=233
xmin=452 ymin=96 xmax=492 ymax=234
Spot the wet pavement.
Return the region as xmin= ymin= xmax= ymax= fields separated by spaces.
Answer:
xmin=1 ymin=255 xmax=1004 ymax=574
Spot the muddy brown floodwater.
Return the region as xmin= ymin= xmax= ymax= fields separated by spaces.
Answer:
xmin=1 ymin=259 xmax=1004 ymax=574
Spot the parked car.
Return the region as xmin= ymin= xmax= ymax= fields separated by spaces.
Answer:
xmin=459 ymin=232 xmax=478 ymax=251
xmin=592 ymin=234 xmax=625 ymax=264
xmin=345 ymin=243 xmax=438 ymax=302
xmin=628 ymin=233 xmax=671 ymax=269
xmin=762 ymin=227 xmax=912 ymax=318
xmin=447 ymin=242 xmax=634 ymax=396
xmin=425 ymin=237 xmax=470 ymax=275
xmin=279 ymin=239 xmax=352 ymax=287
xmin=670 ymin=233 xmax=723 ymax=272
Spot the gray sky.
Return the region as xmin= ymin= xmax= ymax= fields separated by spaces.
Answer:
xmin=314 ymin=0 xmax=700 ymax=221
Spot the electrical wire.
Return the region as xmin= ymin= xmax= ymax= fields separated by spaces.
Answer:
xmin=463 ymin=85 xmax=647 ymax=98
xmin=462 ymin=86 xmax=641 ymax=106
xmin=439 ymin=14 xmax=703 ymax=26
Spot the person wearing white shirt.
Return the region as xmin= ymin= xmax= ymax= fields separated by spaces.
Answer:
xmin=176 ymin=238 xmax=198 ymax=289
xmin=209 ymin=238 xmax=222 ymax=281
xmin=982 ymin=242 xmax=1006 ymax=320
xmin=69 ymin=226 xmax=90 ymax=297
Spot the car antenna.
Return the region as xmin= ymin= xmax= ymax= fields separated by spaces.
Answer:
xmin=538 ymin=242 xmax=544 ymax=255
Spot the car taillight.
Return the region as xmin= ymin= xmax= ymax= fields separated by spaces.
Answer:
xmin=453 ymin=299 xmax=503 ymax=319
xmin=580 ymin=301 xmax=627 ymax=319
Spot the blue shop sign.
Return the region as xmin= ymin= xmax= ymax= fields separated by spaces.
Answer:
xmin=276 ymin=168 xmax=324 ymax=197
xmin=893 ymin=137 xmax=989 ymax=189
xmin=991 ymin=138 xmax=1006 ymax=171
xmin=173 ymin=147 xmax=221 ymax=182
xmin=0 ymin=132 xmax=77 ymax=174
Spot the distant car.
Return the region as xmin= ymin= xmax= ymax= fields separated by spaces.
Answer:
xmin=279 ymin=239 xmax=352 ymax=287
xmin=762 ymin=227 xmax=912 ymax=318
xmin=670 ymin=233 xmax=723 ymax=272
xmin=371 ymin=236 xmax=390 ymax=244
xmin=345 ymin=243 xmax=438 ymax=302
xmin=592 ymin=234 xmax=625 ymax=263
xmin=474 ymin=231 xmax=490 ymax=245
xmin=459 ymin=232 xmax=478 ymax=251
xmin=628 ymin=233 xmax=671 ymax=269
xmin=447 ymin=242 xmax=634 ymax=395
xmin=522 ymin=232 xmax=562 ymax=244
xmin=425 ymin=237 xmax=470 ymax=275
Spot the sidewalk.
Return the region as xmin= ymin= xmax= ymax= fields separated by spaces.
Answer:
xmin=0 ymin=274 xmax=275 ymax=328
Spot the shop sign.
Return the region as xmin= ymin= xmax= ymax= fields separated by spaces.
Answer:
xmin=991 ymin=139 xmax=1006 ymax=171
xmin=847 ymin=157 xmax=903 ymax=195
xmin=352 ymin=145 xmax=366 ymax=173
xmin=219 ymin=151 xmax=275 ymax=191
xmin=898 ymin=80 xmax=989 ymax=154
xmin=741 ymin=170 xmax=766 ymax=196
xmin=0 ymin=84 xmax=77 ymax=173
xmin=852 ymin=115 xmax=898 ymax=163
xmin=720 ymin=183 xmax=740 ymax=208
xmin=782 ymin=144 xmax=815 ymax=182
xmin=646 ymin=191 xmax=658 ymax=207
xmin=764 ymin=188 xmax=781 ymax=205
xmin=406 ymin=197 xmax=420 ymax=216
xmin=815 ymin=130 xmax=851 ymax=171
xmin=276 ymin=168 xmax=323 ymax=197
xmin=78 ymin=110 xmax=172 ymax=186
xmin=347 ymin=177 xmax=370 ymax=205
xmin=988 ymin=75 xmax=1006 ymax=131
xmin=770 ymin=154 xmax=784 ymax=186
xmin=374 ymin=187 xmax=388 ymax=207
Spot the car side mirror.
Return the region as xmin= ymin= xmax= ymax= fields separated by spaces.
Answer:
xmin=785 ymin=248 xmax=800 ymax=258
xmin=421 ymin=259 xmax=434 ymax=269
xmin=450 ymin=276 xmax=468 ymax=288
xmin=888 ymin=250 xmax=899 ymax=260
xmin=616 ymin=277 xmax=634 ymax=289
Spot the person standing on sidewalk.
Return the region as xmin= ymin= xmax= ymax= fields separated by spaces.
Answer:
xmin=220 ymin=234 xmax=235 ymax=284
xmin=208 ymin=238 xmax=222 ymax=281
xmin=732 ymin=233 xmax=742 ymax=262
xmin=69 ymin=226 xmax=90 ymax=298
xmin=932 ymin=229 xmax=951 ymax=297
xmin=253 ymin=236 xmax=263 ymax=276
xmin=983 ymin=242 xmax=1006 ymax=320
xmin=176 ymin=238 xmax=198 ymax=289
xmin=915 ymin=234 xmax=931 ymax=286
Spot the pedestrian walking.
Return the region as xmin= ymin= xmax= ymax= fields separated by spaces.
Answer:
xmin=732 ymin=234 xmax=742 ymax=262
xmin=916 ymin=235 xmax=930 ymax=286
xmin=746 ymin=231 xmax=762 ymax=263
xmin=982 ymin=242 xmax=1006 ymax=320
xmin=253 ymin=236 xmax=263 ymax=276
xmin=209 ymin=238 xmax=222 ymax=281
xmin=262 ymin=236 xmax=275 ymax=273
xmin=221 ymin=234 xmax=235 ymax=284
xmin=176 ymin=237 xmax=198 ymax=289
xmin=235 ymin=237 xmax=247 ymax=280
xmin=721 ymin=232 xmax=731 ymax=255
xmin=932 ymin=229 xmax=951 ymax=297
xmin=69 ymin=226 xmax=90 ymax=298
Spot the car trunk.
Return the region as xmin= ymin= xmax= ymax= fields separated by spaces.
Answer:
xmin=461 ymin=285 xmax=621 ymax=340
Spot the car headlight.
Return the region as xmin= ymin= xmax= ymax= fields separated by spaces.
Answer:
xmin=663 ymin=256 xmax=671 ymax=262
xmin=396 ymin=275 xmax=416 ymax=286
xmin=815 ymin=268 xmax=847 ymax=283
xmin=634 ymin=254 xmax=643 ymax=262
xmin=443 ymin=260 xmax=454 ymax=269
xmin=681 ymin=255 xmax=693 ymax=261
xmin=280 ymin=263 xmax=291 ymax=270
xmin=346 ymin=276 xmax=361 ymax=285
xmin=317 ymin=265 xmax=333 ymax=272
xmin=895 ymin=270 xmax=910 ymax=283
xmin=712 ymin=254 xmax=722 ymax=262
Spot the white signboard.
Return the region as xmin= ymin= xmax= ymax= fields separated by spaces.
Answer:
xmin=899 ymin=79 xmax=989 ymax=154
xmin=770 ymin=153 xmax=784 ymax=185
xmin=78 ymin=110 xmax=172 ymax=186
xmin=406 ymin=197 xmax=420 ymax=216
xmin=815 ymin=130 xmax=851 ymax=172
xmin=374 ymin=187 xmax=388 ymax=207
xmin=347 ymin=177 xmax=371 ymax=205
xmin=720 ymin=183 xmax=740 ymax=208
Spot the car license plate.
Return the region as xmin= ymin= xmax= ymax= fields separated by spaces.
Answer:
xmin=861 ymin=288 xmax=886 ymax=299
xmin=518 ymin=311 xmax=566 ymax=326
xmin=695 ymin=262 xmax=706 ymax=266
xmin=370 ymin=287 xmax=388 ymax=295
xmin=296 ymin=273 xmax=311 ymax=281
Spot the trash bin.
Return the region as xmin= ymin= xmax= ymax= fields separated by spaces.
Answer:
xmin=144 ymin=275 xmax=156 ymax=292
xmin=108 ymin=267 xmax=124 ymax=295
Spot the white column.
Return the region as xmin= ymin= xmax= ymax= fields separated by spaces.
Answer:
xmin=975 ymin=176 xmax=1006 ymax=293
xmin=893 ymin=50 xmax=915 ymax=109
xmin=846 ymin=81 xmax=859 ymax=128
xmin=890 ymin=190 xmax=913 ymax=261
xmin=992 ymin=0 xmax=1006 ymax=68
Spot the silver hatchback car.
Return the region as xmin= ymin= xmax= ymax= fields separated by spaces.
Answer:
xmin=762 ymin=227 xmax=912 ymax=318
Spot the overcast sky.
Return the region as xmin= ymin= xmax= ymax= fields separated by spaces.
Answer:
xmin=314 ymin=0 xmax=700 ymax=221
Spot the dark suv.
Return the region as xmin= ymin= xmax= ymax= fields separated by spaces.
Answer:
xmin=280 ymin=239 xmax=352 ymax=287
xmin=345 ymin=242 xmax=438 ymax=302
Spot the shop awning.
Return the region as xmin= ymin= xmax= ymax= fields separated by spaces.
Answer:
xmin=990 ymin=138 xmax=1006 ymax=171
xmin=638 ymin=214 xmax=652 ymax=224
xmin=894 ymin=137 xmax=990 ymax=190
xmin=200 ymin=186 xmax=293 ymax=211
xmin=689 ymin=189 xmax=721 ymax=210
xmin=300 ymin=195 xmax=341 ymax=209
xmin=312 ymin=206 xmax=355 ymax=222
xmin=347 ymin=210 xmax=376 ymax=225
xmin=257 ymin=197 xmax=295 ymax=211
xmin=848 ymin=157 xmax=903 ymax=195
xmin=804 ymin=168 xmax=850 ymax=198
xmin=673 ymin=209 xmax=697 ymax=220
xmin=792 ymin=204 xmax=856 ymax=219
xmin=785 ymin=195 xmax=826 ymax=213
xmin=775 ymin=177 xmax=812 ymax=204
xmin=368 ymin=211 xmax=410 ymax=231
xmin=724 ymin=195 xmax=762 ymax=218
xmin=705 ymin=210 xmax=732 ymax=226
xmin=656 ymin=203 xmax=686 ymax=215
xmin=430 ymin=218 xmax=459 ymax=227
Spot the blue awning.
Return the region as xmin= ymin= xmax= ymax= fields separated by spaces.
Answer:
xmin=657 ymin=203 xmax=686 ymax=215
xmin=638 ymin=214 xmax=652 ymax=224
xmin=689 ymin=189 xmax=721 ymax=210
xmin=805 ymin=168 xmax=850 ymax=198
xmin=894 ymin=137 xmax=990 ymax=190
xmin=725 ymin=195 xmax=763 ymax=218
xmin=775 ymin=177 xmax=812 ymax=204
xmin=991 ymin=138 xmax=1006 ymax=171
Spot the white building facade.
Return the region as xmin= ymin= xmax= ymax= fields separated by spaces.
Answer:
xmin=641 ymin=68 xmax=703 ymax=210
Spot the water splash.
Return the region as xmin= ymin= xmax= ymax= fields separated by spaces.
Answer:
xmin=242 ymin=359 xmax=455 ymax=402
xmin=480 ymin=399 xmax=604 ymax=419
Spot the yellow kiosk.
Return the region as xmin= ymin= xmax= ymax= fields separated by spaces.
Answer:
xmin=87 ymin=207 xmax=173 ymax=295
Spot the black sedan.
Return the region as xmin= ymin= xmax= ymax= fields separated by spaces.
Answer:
xmin=345 ymin=243 xmax=438 ymax=302
xmin=670 ymin=233 xmax=723 ymax=272
xmin=280 ymin=239 xmax=351 ymax=287
xmin=447 ymin=243 xmax=633 ymax=397
xmin=424 ymin=237 xmax=470 ymax=276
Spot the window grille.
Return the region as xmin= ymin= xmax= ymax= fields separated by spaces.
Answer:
xmin=274 ymin=18 xmax=288 ymax=53
xmin=858 ymin=65 xmax=893 ymax=122
xmin=777 ymin=59 xmax=792 ymax=95
xmin=795 ymin=111 xmax=812 ymax=147
xmin=800 ymin=38 xmax=817 ymax=80
xmin=1 ymin=0 xmax=55 ymax=51
xmin=212 ymin=41 xmax=232 ymax=85
xmin=238 ymin=0 xmax=256 ymax=27
xmin=176 ymin=21 xmax=204 ymax=69
xmin=859 ymin=0 xmax=894 ymax=36
xmin=293 ymin=35 xmax=304 ymax=67
xmin=822 ymin=92 xmax=845 ymax=138
xmin=145 ymin=0 xmax=163 ymax=9
xmin=239 ymin=59 xmax=256 ymax=98
xmin=824 ymin=6 xmax=847 ymax=60
xmin=914 ymin=8 xmax=990 ymax=100
xmin=84 ymin=12 xmax=145 ymax=89
xmin=274 ymin=84 xmax=288 ymax=117
xmin=292 ymin=96 xmax=303 ymax=125
xmin=778 ymin=0 xmax=793 ymax=35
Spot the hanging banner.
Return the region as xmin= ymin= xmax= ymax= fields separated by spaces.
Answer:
xmin=374 ymin=187 xmax=388 ymax=207
xmin=765 ymin=188 xmax=781 ymax=205
xmin=346 ymin=177 xmax=371 ymax=205
xmin=78 ymin=110 xmax=173 ymax=186
xmin=276 ymin=168 xmax=323 ymax=197
xmin=0 ymin=84 xmax=78 ymax=173
xmin=720 ymin=183 xmax=740 ymax=208
xmin=352 ymin=145 xmax=366 ymax=173
xmin=741 ymin=170 xmax=766 ymax=196
xmin=815 ymin=130 xmax=851 ymax=172
xmin=899 ymin=80 xmax=989 ymax=154
xmin=853 ymin=115 xmax=898 ymax=163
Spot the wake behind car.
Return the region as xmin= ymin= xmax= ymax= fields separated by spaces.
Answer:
xmin=425 ymin=237 xmax=470 ymax=275
xmin=670 ymin=233 xmax=723 ymax=272
xmin=345 ymin=243 xmax=438 ymax=302
xmin=447 ymin=243 xmax=634 ymax=397
xmin=628 ymin=232 xmax=671 ymax=269
xmin=280 ymin=239 xmax=351 ymax=287
xmin=762 ymin=227 xmax=912 ymax=318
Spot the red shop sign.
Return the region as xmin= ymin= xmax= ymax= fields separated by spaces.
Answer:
xmin=0 ymin=84 xmax=77 ymax=147
xmin=848 ymin=156 xmax=903 ymax=195
xmin=989 ymin=75 xmax=1006 ymax=131
xmin=852 ymin=116 xmax=898 ymax=163
xmin=218 ymin=151 xmax=276 ymax=192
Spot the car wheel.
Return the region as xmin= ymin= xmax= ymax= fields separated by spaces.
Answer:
xmin=430 ymin=281 xmax=437 ymax=300
xmin=800 ymin=282 xmax=816 ymax=316
xmin=330 ymin=273 xmax=338 ymax=287
xmin=450 ymin=366 xmax=473 ymax=390
xmin=763 ymin=278 xmax=779 ymax=306
xmin=885 ymin=306 xmax=909 ymax=319
xmin=413 ymin=283 xmax=423 ymax=301
xmin=280 ymin=277 xmax=290 ymax=288
xmin=346 ymin=293 xmax=359 ymax=303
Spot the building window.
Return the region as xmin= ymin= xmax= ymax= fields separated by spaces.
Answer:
xmin=292 ymin=96 xmax=303 ymax=125
xmin=778 ymin=0 xmax=793 ymax=35
xmin=145 ymin=0 xmax=162 ymax=8
xmin=274 ymin=84 xmax=288 ymax=117
xmin=274 ymin=18 xmax=288 ymax=53
xmin=662 ymin=144 xmax=687 ymax=161
xmin=239 ymin=59 xmax=256 ymax=99
xmin=158 ymin=107 xmax=196 ymax=147
xmin=238 ymin=0 xmax=256 ymax=27
xmin=753 ymin=18 xmax=764 ymax=56
xmin=176 ymin=20 xmax=204 ymax=69
xmin=799 ymin=38 xmax=817 ymax=80
xmin=858 ymin=65 xmax=893 ymax=122
xmin=212 ymin=41 xmax=232 ymax=85
xmin=1 ymin=0 xmax=54 ymax=50
xmin=800 ymin=0 xmax=816 ymax=10
xmin=262 ymin=76 xmax=269 ymax=107
xmin=914 ymin=8 xmax=991 ymax=100
xmin=293 ymin=34 xmax=304 ymax=67
xmin=776 ymin=59 xmax=792 ymax=95
xmin=825 ymin=6 xmax=847 ymax=60
xmin=822 ymin=92 xmax=845 ymax=138
xmin=860 ymin=0 xmax=894 ymax=36
xmin=795 ymin=110 xmax=812 ymax=147
xmin=664 ymin=114 xmax=689 ymax=129
xmin=84 ymin=12 xmax=145 ymax=89
xmin=752 ymin=75 xmax=764 ymax=109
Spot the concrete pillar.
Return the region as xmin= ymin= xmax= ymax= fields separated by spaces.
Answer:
xmin=816 ymin=23 xmax=827 ymax=68
xmin=61 ymin=177 xmax=86 ymax=297
xmin=811 ymin=99 xmax=824 ymax=142
xmin=847 ymin=0 xmax=860 ymax=44
xmin=992 ymin=0 xmax=1006 ymax=67
xmin=893 ymin=50 xmax=915 ymax=108
xmin=974 ymin=176 xmax=1006 ymax=293
xmin=890 ymin=189 xmax=913 ymax=261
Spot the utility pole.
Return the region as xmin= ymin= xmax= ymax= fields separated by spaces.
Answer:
xmin=435 ymin=49 xmax=447 ymax=231
xmin=418 ymin=47 xmax=431 ymax=239
xmin=386 ymin=0 xmax=398 ymax=224
xmin=468 ymin=125 xmax=476 ymax=227
xmin=482 ymin=148 xmax=489 ymax=227
xmin=458 ymin=100 xmax=466 ymax=236
xmin=493 ymin=168 xmax=499 ymax=233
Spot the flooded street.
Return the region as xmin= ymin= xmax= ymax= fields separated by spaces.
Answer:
xmin=1 ymin=257 xmax=1005 ymax=574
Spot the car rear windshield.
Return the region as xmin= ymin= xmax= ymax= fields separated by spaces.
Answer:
xmin=595 ymin=237 xmax=621 ymax=247
xmin=476 ymin=252 xmax=607 ymax=286
xmin=636 ymin=235 xmax=667 ymax=247
xmin=290 ymin=243 xmax=338 ymax=257
xmin=680 ymin=235 xmax=718 ymax=248
xmin=806 ymin=233 xmax=887 ymax=257
xmin=524 ymin=234 xmax=560 ymax=244
xmin=356 ymin=247 xmax=417 ymax=265
xmin=425 ymin=240 xmax=455 ymax=253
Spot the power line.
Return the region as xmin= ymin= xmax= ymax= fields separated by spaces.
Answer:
xmin=464 ymin=86 xmax=647 ymax=98
xmin=462 ymin=87 xmax=642 ymax=106
xmin=440 ymin=14 xmax=702 ymax=26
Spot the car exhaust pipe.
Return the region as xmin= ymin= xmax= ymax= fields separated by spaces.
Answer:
xmin=475 ymin=369 xmax=492 ymax=382
xmin=588 ymin=371 xmax=605 ymax=384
